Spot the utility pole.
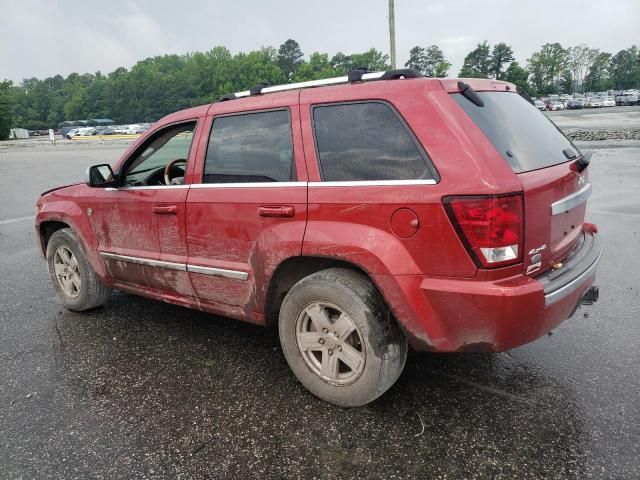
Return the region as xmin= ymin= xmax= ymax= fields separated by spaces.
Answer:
xmin=388 ymin=0 xmax=396 ymax=69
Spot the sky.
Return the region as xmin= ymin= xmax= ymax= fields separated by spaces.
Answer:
xmin=1 ymin=0 xmax=639 ymax=83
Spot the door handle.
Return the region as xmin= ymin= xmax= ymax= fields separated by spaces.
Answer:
xmin=153 ymin=205 xmax=178 ymax=215
xmin=258 ymin=206 xmax=295 ymax=218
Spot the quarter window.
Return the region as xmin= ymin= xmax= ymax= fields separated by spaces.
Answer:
xmin=204 ymin=110 xmax=295 ymax=183
xmin=313 ymin=102 xmax=433 ymax=182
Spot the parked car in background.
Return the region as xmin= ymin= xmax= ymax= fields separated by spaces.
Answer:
xmin=547 ymin=100 xmax=565 ymax=111
xmin=95 ymin=126 xmax=115 ymax=135
xmin=568 ymin=98 xmax=586 ymax=109
xmin=35 ymin=71 xmax=601 ymax=407
xmin=65 ymin=128 xmax=80 ymax=139
xmin=601 ymin=96 xmax=616 ymax=107
xmin=75 ymin=127 xmax=97 ymax=136
xmin=586 ymin=97 xmax=603 ymax=108
xmin=616 ymin=94 xmax=639 ymax=106
xmin=534 ymin=99 xmax=546 ymax=110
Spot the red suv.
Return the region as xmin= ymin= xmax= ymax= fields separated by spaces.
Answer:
xmin=36 ymin=70 xmax=601 ymax=406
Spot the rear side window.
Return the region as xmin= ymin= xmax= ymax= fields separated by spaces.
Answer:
xmin=204 ymin=110 xmax=295 ymax=183
xmin=452 ymin=92 xmax=577 ymax=173
xmin=313 ymin=102 xmax=434 ymax=182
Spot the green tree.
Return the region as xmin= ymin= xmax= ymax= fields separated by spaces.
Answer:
xmin=583 ymin=52 xmax=613 ymax=92
xmin=349 ymin=48 xmax=390 ymax=71
xmin=292 ymin=53 xmax=336 ymax=81
xmin=502 ymin=61 xmax=532 ymax=93
xmin=0 ymin=80 xmax=14 ymax=140
xmin=566 ymin=44 xmax=600 ymax=92
xmin=527 ymin=43 xmax=568 ymax=94
xmin=330 ymin=52 xmax=351 ymax=73
xmin=610 ymin=46 xmax=640 ymax=89
xmin=405 ymin=46 xmax=427 ymax=72
xmin=425 ymin=45 xmax=450 ymax=77
xmin=459 ymin=41 xmax=491 ymax=78
xmin=490 ymin=42 xmax=514 ymax=79
xmin=277 ymin=39 xmax=304 ymax=80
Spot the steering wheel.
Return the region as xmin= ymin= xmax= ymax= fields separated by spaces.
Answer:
xmin=164 ymin=159 xmax=187 ymax=185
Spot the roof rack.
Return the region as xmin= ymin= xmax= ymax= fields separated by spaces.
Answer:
xmin=219 ymin=68 xmax=423 ymax=101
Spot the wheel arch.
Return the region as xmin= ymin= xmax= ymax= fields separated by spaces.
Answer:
xmin=264 ymin=255 xmax=384 ymax=328
xmin=38 ymin=220 xmax=71 ymax=256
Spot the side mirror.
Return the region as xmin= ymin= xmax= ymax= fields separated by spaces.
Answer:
xmin=86 ymin=164 xmax=116 ymax=187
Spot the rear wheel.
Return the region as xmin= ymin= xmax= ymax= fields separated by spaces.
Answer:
xmin=278 ymin=268 xmax=407 ymax=407
xmin=46 ymin=228 xmax=111 ymax=311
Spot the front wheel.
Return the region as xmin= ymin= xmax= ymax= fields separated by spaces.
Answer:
xmin=278 ymin=268 xmax=407 ymax=407
xmin=46 ymin=228 xmax=111 ymax=311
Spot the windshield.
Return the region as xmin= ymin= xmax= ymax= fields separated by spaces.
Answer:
xmin=452 ymin=91 xmax=578 ymax=173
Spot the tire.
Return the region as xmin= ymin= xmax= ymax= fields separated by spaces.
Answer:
xmin=278 ymin=268 xmax=408 ymax=407
xmin=46 ymin=228 xmax=111 ymax=311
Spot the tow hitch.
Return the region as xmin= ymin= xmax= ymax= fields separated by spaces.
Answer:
xmin=581 ymin=286 xmax=599 ymax=305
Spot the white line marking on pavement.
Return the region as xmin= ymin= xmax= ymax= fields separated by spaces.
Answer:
xmin=0 ymin=215 xmax=35 ymax=225
xmin=589 ymin=210 xmax=640 ymax=218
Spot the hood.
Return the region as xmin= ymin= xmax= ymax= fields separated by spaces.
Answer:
xmin=40 ymin=182 xmax=84 ymax=197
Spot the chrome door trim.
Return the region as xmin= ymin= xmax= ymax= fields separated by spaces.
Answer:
xmin=190 ymin=182 xmax=306 ymax=189
xmin=551 ymin=183 xmax=592 ymax=215
xmin=308 ymin=179 xmax=437 ymax=187
xmin=99 ymin=251 xmax=249 ymax=280
xmin=187 ymin=264 xmax=249 ymax=281
xmin=105 ymin=185 xmax=190 ymax=191
xmin=544 ymin=248 xmax=601 ymax=306
xmin=99 ymin=251 xmax=187 ymax=271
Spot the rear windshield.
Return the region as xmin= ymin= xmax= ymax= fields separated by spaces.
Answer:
xmin=452 ymin=92 xmax=577 ymax=173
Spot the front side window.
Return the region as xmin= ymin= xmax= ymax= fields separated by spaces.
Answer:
xmin=204 ymin=110 xmax=295 ymax=183
xmin=123 ymin=122 xmax=195 ymax=186
xmin=313 ymin=102 xmax=434 ymax=182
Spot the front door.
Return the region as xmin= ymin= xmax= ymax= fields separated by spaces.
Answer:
xmin=91 ymin=121 xmax=199 ymax=296
xmin=186 ymin=95 xmax=307 ymax=318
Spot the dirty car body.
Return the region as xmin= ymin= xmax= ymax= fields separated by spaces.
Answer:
xmin=36 ymin=71 xmax=601 ymax=406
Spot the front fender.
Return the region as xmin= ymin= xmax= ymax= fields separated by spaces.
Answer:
xmin=36 ymin=198 xmax=108 ymax=279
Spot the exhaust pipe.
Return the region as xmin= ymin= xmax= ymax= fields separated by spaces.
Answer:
xmin=581 ymin=286 xmax=599 ymax=305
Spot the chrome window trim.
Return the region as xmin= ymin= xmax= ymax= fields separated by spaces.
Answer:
xmin=191 ymin=182 xmax=306 ymax=189
xmin=105 ymin=185 xmax=190 ymax=191
xmin=551 ymin=183 xmax=592 ymax=215
xmin=187 ymin=264 xmax=248 ymax=280
xmin=99 ymin=251 xmax=186 ymax=271
xmin=309 ymin=179 xmax=437 ymax=187
xmin=544 ymin=248 xmax=601 ymax=306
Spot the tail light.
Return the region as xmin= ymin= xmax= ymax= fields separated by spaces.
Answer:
xmin=444 ymin=193 xmax=524 ymax=268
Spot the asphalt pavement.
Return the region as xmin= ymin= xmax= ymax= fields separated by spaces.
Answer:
xmin=0 ymin=133 xmax=639 ymax=478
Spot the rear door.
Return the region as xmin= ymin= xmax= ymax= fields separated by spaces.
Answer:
xmin=185 ymin=94 xmax=307 ymax=315
xmin=452 ymin=91 xmax=590 ymax=276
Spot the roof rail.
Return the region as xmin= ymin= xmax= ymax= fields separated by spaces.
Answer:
xmin=219 ymin=68 xmax=423 ymax=101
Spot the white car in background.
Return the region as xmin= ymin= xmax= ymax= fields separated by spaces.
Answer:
xmin=75 ymin=127 xmax=97 ymax=136
xmin=601 ymin=96 xmax=616 ymax=107
xmin=547 ymin=100 xmax=565 ymax=111
xmin=586 ymin=97 xmax=603 ymax=108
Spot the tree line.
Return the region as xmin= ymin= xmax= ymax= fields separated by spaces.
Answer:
xmin=1 ymin=39 xmax=639 ymax=139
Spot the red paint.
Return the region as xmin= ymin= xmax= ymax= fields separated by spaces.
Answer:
xmin=35 ymin=77 xmax=601 ymax=352
xmin=390 ymin=208 xmax=419 ymax=238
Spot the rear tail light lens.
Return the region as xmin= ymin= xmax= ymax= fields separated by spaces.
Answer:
xmin=444 ymin=193 xmax=524 ymax=268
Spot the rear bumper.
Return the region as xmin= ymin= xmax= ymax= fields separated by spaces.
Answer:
xmin=374 ymin=230 xmax=602 ymax=352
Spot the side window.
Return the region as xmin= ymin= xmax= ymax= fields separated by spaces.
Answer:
xmin=313 ymin=102 xmax=433 ymax=182
xmin=203 ymin=110 xmax=295 ymax=183
xmin=124 ymin=122 xmax=195 ymax=186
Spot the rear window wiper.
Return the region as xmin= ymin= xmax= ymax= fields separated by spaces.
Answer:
xmin=457 ymin=81 xmax=484 ymax=107
xmin=564 ymin=148 xmax=592 ymax=172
